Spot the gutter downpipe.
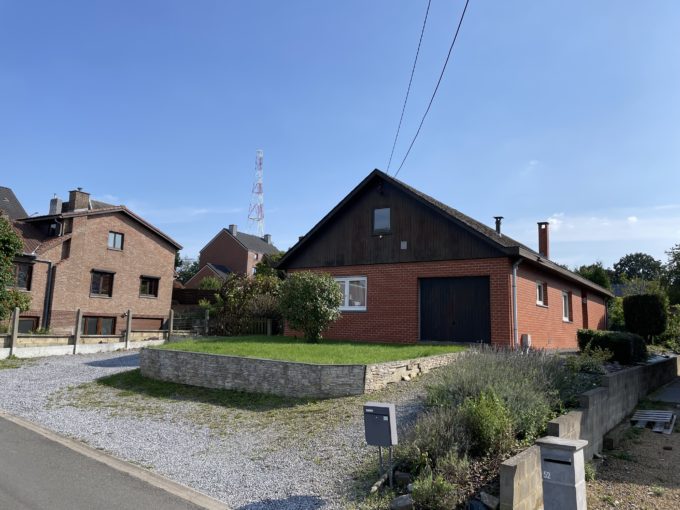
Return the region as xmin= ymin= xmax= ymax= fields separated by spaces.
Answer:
xmin=32 ymin=257 xmax=54 ymax=329
xmin=511 ymin=258 xmax=522 ymax=350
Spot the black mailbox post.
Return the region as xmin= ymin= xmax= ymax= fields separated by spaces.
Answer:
xmin=363 ymin=402 xmax=397 ymax=487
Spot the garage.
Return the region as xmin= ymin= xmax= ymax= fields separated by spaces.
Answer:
xmin=420 ymin=276 xmax=491 ymax=343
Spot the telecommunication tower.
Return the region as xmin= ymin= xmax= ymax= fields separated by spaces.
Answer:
xmin=248 ymin=149 xmax=265 ymax=237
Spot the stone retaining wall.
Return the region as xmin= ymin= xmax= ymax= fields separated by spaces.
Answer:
xmin=499 ymin=356 xmax=679 ymax=510
xmin=140 ymin=349 xmax=461 ymax=398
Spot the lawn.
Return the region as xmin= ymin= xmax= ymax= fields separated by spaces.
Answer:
xmin=156 ymin=335 xmax=465 ymax=365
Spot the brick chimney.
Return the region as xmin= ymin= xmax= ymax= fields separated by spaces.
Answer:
xmin=263 ymin=234 xmax=272 ymax=244
xmin=537 ymin=221 xmax=550 ymax=258
xmin=68 ymin=188 xmax=90 ymax=212
xmin=228 ymin=224 xmax=238 ymax=236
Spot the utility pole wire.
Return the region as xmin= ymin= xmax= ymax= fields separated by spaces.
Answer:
xmin=386 ymin=0 xmax=432 ymax=174
xmin=394 ymin=0 xmax=470 ymax=178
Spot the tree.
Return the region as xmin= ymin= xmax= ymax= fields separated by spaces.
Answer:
xmin=0 ymin=216 xmax=31 ymax=320
xmin=575 ymin=262 xmax=611 ymax=290
xmin=613 ymin=253 xmax=663 ymax=283
xmin=664 ymin=244 xmax=680 ymax=305
xmin=254 ymin=252 xmax=285 ymax=279
xmin=176 ymin=258 xmax=199 ymax=284
xmin=198 ymin=275 xmax=222 ymax=290
xmin=279 ymin=271 xmax=342 ymax=343
xmin=623 ymin=294 xmax=668 ymax=342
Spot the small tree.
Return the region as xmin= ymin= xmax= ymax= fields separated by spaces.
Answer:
xmin=575 ymin=262 xmax=612 ymax=290
xmin=198 ymin=275 xmax=222 ymax=290
xmin=254 ymin=252 xmax=285 ymax=279
xmin=613 ymin=252 xmax=663 ymax=283
xmin=279 ymin=271 xmax=342 ymax=343
xmin=176 ymin=258 xmax=199 ymax=284
xmin=623 ymin=293 xmax=668 ymax=342
xmin=0 ymin=216 xmax=30 ymax=320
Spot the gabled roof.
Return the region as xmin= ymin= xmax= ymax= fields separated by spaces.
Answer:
xmin=184 ymin=262 xmax=231 ymax=288
xmin=0 ymin=187 xmax=28 ymax=220
xmin=20 ymin=206 xmax=182 ymax=250
xmin=200 ymin=228 xmax=280 ymax=257
xmin=278 ymin=169 xmax=613 ymax=298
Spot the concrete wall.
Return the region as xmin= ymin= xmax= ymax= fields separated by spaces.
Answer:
xmin=499 ymin=356 xmax=679 ymax=509
xmin=140 ymin=349 xmax=460 ymax=398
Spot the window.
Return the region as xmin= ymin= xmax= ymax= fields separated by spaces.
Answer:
xmin=61 ymin=239 xmax=71 ymax=260
xmin=18 ymin=317 xmax=39 ymax=334
xmin=373 ymin=208 xmax=391 ymax=234
xmin=47 ymin=222 xmax=59 ymax=237
xmin=139 ymin=276 xmax=160 ymax=297
xmin=14 ymin=263 xmax=32 ymax=290
xmin=90 ymin=271 xmax=114 ymax=297
xmin=82 ymin=316 xmax=116 ymax=335
xmin=536 ymin=281 xmax=548 ymax=306
xmin=335 ymin=277 xmax=367 ymax=311
xmin=108 ymin=231 xmax=124 ymax=250
xmin=562 ymin=291 xmax=573 ymax=322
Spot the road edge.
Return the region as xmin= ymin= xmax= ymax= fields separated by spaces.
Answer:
xmin=0 ymin=410 xmax=229 ymax=510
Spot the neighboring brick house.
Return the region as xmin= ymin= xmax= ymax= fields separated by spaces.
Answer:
xmin=184 ymin=224 xmax=279 ymax=288
xmin=277 ymin=170 xmax=613 ymax=349
xmin=1 ymin=186 xmax=182 ymax=334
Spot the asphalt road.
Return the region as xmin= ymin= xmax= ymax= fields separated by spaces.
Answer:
xmin=0 ymin=415 xmax=208 ymax=510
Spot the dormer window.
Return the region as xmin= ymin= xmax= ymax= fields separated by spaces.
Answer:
xmin=47 ymin=222 xmax=60 ymax=237
xmin=373 ymin=208 xmax=391 ymax=234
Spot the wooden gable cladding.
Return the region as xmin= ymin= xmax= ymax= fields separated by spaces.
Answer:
xmin=283 ymin=176 xmax=504 ymax=269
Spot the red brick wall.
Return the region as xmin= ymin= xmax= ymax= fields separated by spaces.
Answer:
xmin=184 ymin=264 xmax=221 ymax=289
xmin=19 ymin=212 xmax=175 ymax=334
xmin=516 ymin=264 xmax=607 ymax=349
xmin=286 ymin=258 xmax=514 ymax=345
xmin=199 ymin=230 xmax=247 ymax=275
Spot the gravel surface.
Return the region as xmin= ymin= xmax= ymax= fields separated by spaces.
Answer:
xmin=0 ymin=351 xmax=429 ymax=509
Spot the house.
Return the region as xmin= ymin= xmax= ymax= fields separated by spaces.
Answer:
xmin=184 ymin=224 xmax=279 ymax=288
xmin=277 ymin=170 xmax=613 ymax=349
xmin=1 ymin=186 xmax=182 ymax=334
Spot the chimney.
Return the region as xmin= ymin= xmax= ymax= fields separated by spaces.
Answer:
xmin=537 ymin=221 xmax=550 ymax=258
xmin=68 ymin=188 xmax=90 ymax=212
xmin=228 ymin=224 xmax=238 ymax=236
xmin=49 ymin=194 xmax=63 ymax=215
xmin=494 ymin=216 xmax=503 ymax=235
xmin=263 ymin=234 xmax=272 ymax=244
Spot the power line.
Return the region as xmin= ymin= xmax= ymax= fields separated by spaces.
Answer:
xmin=386 ymin=0 xmax=432 ymax=174
xmin=394 ymin=0 xmax=470 ymax=178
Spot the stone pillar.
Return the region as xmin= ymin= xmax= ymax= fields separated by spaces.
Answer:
xmin=9 ymin=307 xmax=20 ymax=357
xmin=73 ymin=309 xmax=82 ymax=354
xmin=536 ymin=436 xmax=588 ymax=510
xmin=168 ymin=309 xmax=174 ymax=341
xmin=124 ymin=310 xmax=132 ymax=349
xmin=204 ymin=309 xmax=210 ymax=336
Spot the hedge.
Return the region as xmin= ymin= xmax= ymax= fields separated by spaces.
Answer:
xmin=623 ymin=294 xmax=667 ymax=341
xmin=577 ymin=329 xmax=647 ymax=364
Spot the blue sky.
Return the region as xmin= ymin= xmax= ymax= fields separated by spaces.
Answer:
xmin=1 ymin=1 xmax=679 ymax=268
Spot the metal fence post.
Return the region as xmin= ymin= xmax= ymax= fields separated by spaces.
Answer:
xmin=125 ymin=309 xmax=132 ymax=349
xmin=9 ymin=307 xmax=20 ymax=357
xmin=73 ymin=309 xmax=82 ymax=354
xmin=266 ymin=318 xmax=272 ymax=336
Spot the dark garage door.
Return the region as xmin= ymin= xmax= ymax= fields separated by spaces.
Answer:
xmin=420 ymin=276 xmax=491 ymax=343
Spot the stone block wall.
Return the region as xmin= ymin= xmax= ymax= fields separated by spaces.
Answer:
xmin=364 ymin=352 xmax=460 ymax=392
xmin=500 ymin=356 xmax=679 ymax=509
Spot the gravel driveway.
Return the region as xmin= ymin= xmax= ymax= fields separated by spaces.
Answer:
xmin=0 ymin=351 xmax=428 ymax=509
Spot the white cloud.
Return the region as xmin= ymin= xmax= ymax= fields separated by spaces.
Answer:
xmin=627 ymin=216 xmax=638 ymax=224
xmin=520 ymin=159 xmax=540 ymax=177
xmin=548 ymin=212 xmax=565 ymax=231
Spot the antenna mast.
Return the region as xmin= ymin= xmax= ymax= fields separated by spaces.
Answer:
xmin=248 ymin=149 xmax=265 ymax=237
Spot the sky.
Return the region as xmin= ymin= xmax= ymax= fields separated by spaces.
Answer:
xmin=1 ymin=1 xmax=679 ymax=268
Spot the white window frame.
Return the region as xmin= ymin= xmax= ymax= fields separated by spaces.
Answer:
xmin=562 ymin=291 xmax=572 ymax=322
xmin=335 ymin=276 xmax=367 ymax=311
xmin=536 ymin=281 xmax=546 ymax=306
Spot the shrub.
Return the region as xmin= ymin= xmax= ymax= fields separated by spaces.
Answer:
xmin=584 ymin=461 xmax=596 ymax=482
xmin=407 ymin=407 xmax=467 ymax=468
xmin=577 ymin=329 xmax=647 ymax=364
xmin=198 ymin=276 xmax=222 ymax=290
xmin=411 ymin=467 xmax=462 ymax=510
xmin=608 ymin=297 xmax=626 ymax=331
xmin=460 ymin=389 xmax=514 ymax=456
xmin=436 ymin=451 xmax=470 ymax=486
xmin=623 ymin=294 xmax=668 ymax=341
xmin=279 ymin=271 xmax=342 ymax=342
xmin=565 ymin=345 xmax=611 ymax=374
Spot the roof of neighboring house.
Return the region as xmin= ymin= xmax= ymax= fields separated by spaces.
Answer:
xmin=0 ymin=187 xmax=28 ymax=220
xmin=206 ymin=263 xmax=231 ymax=279
xmin=278 ymin=169 xmax=613 ymax=298
xmin=200 ymin=228 xmax=280 ymax=257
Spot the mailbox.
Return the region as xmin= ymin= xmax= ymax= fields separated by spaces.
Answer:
xmin=536 ymin=436 xmax=588 ymax=510
xmin=364 ymin=402 xmax=398 ymax=447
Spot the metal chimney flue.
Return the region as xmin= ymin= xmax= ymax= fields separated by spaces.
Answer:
xmin=494 ymin=216 xmax=504 ymax=235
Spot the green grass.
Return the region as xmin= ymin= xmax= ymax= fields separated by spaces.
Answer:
xmin=0 ymin=357 xmax=28 ymax=370
xmin=156 ymin=335 xmax=466 ymax=365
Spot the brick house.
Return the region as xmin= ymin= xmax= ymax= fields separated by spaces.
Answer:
xmin=184 ymin=224 xmax=279 ymax=288
xmin=1 ymin=186 xmax=182 ymax=334
xmin=277 ymin=170 xmax=612 ymax=349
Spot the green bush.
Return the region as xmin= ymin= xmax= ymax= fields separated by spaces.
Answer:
xmin=577 ymin=329 xmax=647 ymax=364
xmin=608 ymin=297 xmax=626 ymax=331
xmin=460 ymin=389 xmax=514 ymax=456
xmin=659 ymin=305 xmax=680 ymax=352
xmin=411 ymin=467 xmax=462 ymax=510
xmin=436 ymin=451 xmax=470 ymax=486
xmin=407 ymin=407 xmax=467 ymax=468
xmin=565 ymin=345 xmax=611 ymax=374
xmin=623 ymin=294 xmax=668 ymax=341
xmin=198 ymin=275 xmax=222 ymax=290
xmin=279 ymin=271 xmax=342 ymax=342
